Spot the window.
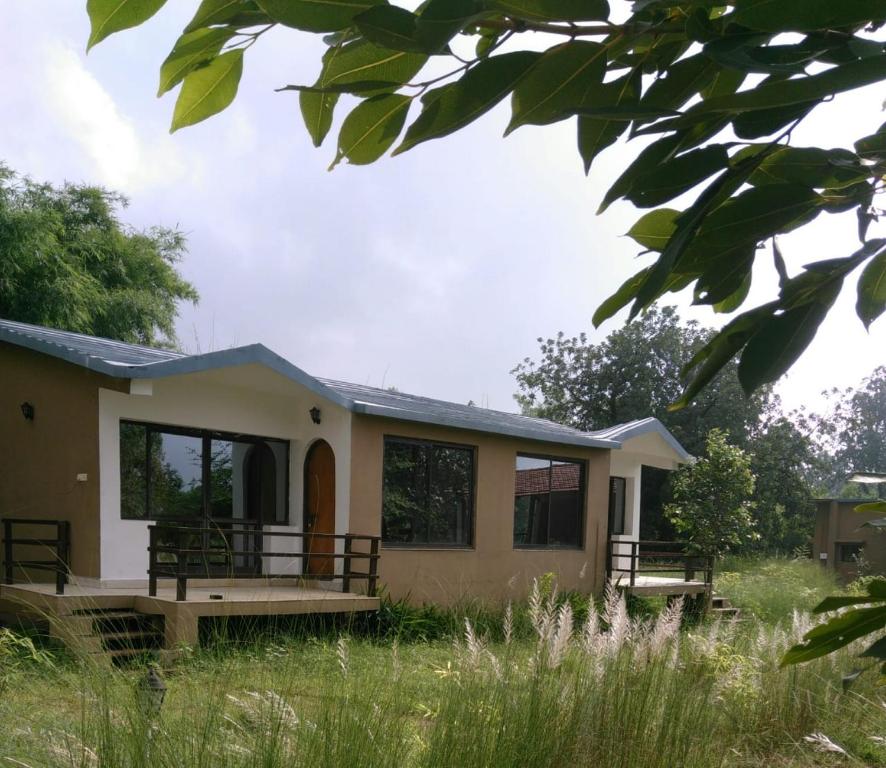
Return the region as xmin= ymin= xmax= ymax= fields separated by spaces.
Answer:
xmin=120 ymin=421 xmax=289 ymax=523
xmin=608 ymin=477 xmax=627 ymax=536
xmin=382 ymin=437 xmax=474 ymax=546
xmin=514 ymin=455 xmax=584 ymax=548
xmin=837 ymin=542 xmax=864 ymax=564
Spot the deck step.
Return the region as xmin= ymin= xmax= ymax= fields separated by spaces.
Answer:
xmin=709 ymin=594 xmax=740 ymax=619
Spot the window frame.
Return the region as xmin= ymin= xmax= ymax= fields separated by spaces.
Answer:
xmin=608 ymin=476 xmax=627 ymax=537
xmin=119 ymin=419 xmax=290 ymax=524
xmin=836 ymin=541 xmax=865 ymax=564
xmin=381 ymin=434 xmax=477 ymax=549
xmin=513 ymin=452 xmax=587 ymax=550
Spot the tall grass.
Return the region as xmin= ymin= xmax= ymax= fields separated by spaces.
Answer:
xmin=714 ymin=557 xmax=843 ymax=622
xmin=2 ymin=582 xmax=885 ymax=767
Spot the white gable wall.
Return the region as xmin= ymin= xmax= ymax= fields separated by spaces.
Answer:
xmin=96 ymin=365 xmax=352 ymax=585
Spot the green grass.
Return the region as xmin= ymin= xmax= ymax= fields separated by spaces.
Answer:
xmin=714 ymin=557 xmax=844 ymax=622
xmin=2 ymin=580 xmax=885 ymax=768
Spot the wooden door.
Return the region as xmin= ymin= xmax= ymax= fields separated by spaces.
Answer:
xmin=304 ymin=440 xmax=335 ymax=576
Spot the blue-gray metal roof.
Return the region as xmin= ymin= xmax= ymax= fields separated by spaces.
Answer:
xmin=585 ymin=417 xmax=693 ymax=462
xmin=317 ymin=379 xmax=614 ymax=448
xmin=0 ymin=318 xmax=619 ymax=449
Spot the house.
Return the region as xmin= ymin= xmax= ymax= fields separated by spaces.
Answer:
xmin=0 ymin=318 xmax=692 ymax=649
xmin=814 ymin=496 xmax=886 ymax=580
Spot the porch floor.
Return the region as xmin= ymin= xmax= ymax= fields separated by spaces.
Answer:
xmin=1 ymin=579 xmax=379 ymax=650
xmin=612 ymin=575 xmax=710 ymax=597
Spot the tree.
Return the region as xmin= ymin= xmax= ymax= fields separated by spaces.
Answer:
xmin=85 ymin=0 xmax=886 ymax=401
xmin=665 ymin=428 xmax=757 ymax=555
xmin=0 ymin=164 xmax=197 ymax=345
xmin=513 ymin=306 xmax=767 ymax=457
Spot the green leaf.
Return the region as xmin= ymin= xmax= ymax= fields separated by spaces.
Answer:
xmin=354 ymin=6 xmax=425 ymax=53
xmin=750 ymin=147 xmax=868 ymax=189
xmin=626 ymin=209 xmax=679 ymax=251
xmin=738 ymin=301 xmax=832 ymax=391
xmin=639 ymin=54 xmax=720 ymax=114
xmin=857 ymin=250 xmax=886 ymax=328
xmin=861 ymin=636 xmax=886 ymax=660
xmin=694 ymin=55 xmax=886 ymax=116
xmin=184 ymin=0 xmax=267 ymax=32
xmin=733 ymin=100 xmax=817 ymax=140
xmin=171 ymin=49 xmax=243 ymax=131
xmin=695 ymin=247 xmax=755 ymax=305
xmin=857 ymin=501 xmax=886 ymax=514
xmin=732 ymin=0 xmax=886 ymax=33
xmin=300 ymin=89 xmax=339 ymax=147
xmin=87 ymin=0 xmax=167 ymax=50
xmin=598 ymin=134 xmax=682 ymax=212
xmin=712 ymin=271 xmax=752 ymax=313
xmin=672 ymin=303 xmax=777 ymax=410
xmin=485 ymin=0 xmax=609 ymax=22
xmin=592 ymin=268 xmax=651 ymax=327
xmin=782 ymin=605 xmax=886 ymax=665
xmin=158 ymin=27 xmax=234 ymax=96
xmin=256 ymin=0 xmax=384 ymax=32
xmin=415 ymin=0 xmax=480 ymax=54
xmin=332 ymin=93 xmax=411 ymax=168
xmin=630 ymin=150 xmax=775 ymax=315
xmin=316 ymin=39 xmax=427 ymax=92
xmin=576 ymin=70 xmax=641 ymax=173
xmin=626 ymin=145 xmax=730 ymax=208
xmin=692 ymin=184 xmax=823 ymax=251
xmin=395 ymin=51 xmax=540 ymax=154
xmin=507 ymin=41 xmax=607 ymax=132
xmin=856 ymin=124 xmax=886 ymax=161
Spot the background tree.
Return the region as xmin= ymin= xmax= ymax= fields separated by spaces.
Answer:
xmin=665 ymin=428 xmax=757 ymax=555
xmin=86 ymin=0 xmax=886 ymax=401
xmin=0 ymin=163 xmax=197 ymax=345
xmin=513 ymin=306 xmax=767 ymax=456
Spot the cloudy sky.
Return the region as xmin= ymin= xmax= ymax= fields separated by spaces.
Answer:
xmin=2 ymin=3 xmax=884 ymax=415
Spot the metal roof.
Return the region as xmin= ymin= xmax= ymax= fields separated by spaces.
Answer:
xmin=318 ymin=378 xmax=614 ymax=448
xmin=585 ymin=417 xmax=693 ymax=462
xmin=0 ymin=318 xmax=688 ymax=456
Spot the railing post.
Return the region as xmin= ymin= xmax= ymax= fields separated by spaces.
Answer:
xmin=605 ymin=538 xmax=612 ymax=581
xmin=175 ymin=528 xmax=188 ymax=602
xmin=56 ymin=521 xmax=69 ymax=595
xmin=3 ymin=519 xmax=12 ymax=586
xmin=342 ymin=535 xmax=352 ymax=593
xmin=148 ymin=525 xmax=158 ymax=597
xmin=367 ymin=537 xmax=379 ymax=597
xmin=630 ymin=541 xmax=637 ymax=587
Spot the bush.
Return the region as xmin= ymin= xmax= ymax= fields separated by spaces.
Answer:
xmin=715 ymin=557 xmax=842 ymax=622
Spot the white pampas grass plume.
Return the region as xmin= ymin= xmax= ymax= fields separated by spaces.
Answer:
xmin=804 ymin=732 xmax=847 ymax=755
xmin=336 ymin=636 xmax=350 ymax=676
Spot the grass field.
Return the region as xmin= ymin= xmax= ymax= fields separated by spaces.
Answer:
xmin=1 ymin=564 xmax=885 ymax=767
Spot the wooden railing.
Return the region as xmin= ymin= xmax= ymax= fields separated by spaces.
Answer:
xmin=147 ymin=523 xmax=380 ymax=601
xmin=1 ymin=518 xmax=71 ymax=595
xmin=606 ymin=539 xmax=713 ymax=589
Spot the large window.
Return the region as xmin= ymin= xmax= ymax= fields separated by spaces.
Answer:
xmin=120 ymin=421 xmax=289 ymax=523
xmin=513 ymin=455 xmax=584 ymax=548
xmin=382 ymin=437 xmax=474 ymax=547
xmin=608 ymin=476 xmax=627 ymax=536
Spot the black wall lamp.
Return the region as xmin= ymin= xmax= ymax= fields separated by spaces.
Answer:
xmin=20 ymin=402 xmax=34 ymax=421
xmin=309 ymin=406 xmax=322 ymax=425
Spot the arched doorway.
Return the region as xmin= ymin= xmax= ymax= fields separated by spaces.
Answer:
xmin=304 ymin=440 xmax=335 ymax=576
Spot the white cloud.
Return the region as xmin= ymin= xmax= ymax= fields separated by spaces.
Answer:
xmin=41 ymin=42 xmax=184 ymax=193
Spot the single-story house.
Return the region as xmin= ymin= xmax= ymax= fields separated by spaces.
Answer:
xmin=814 ymin=496 xmax=886 ymax=580
xmin=1 ymin=318 xmax=692 ymax=646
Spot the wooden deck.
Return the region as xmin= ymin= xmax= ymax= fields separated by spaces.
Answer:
xmin=1 ymin=579 xmax=379 ymax=651
xmin=612 ymin=574 xmax=710 ymax=597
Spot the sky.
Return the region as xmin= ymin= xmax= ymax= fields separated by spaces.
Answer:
xmin=1 ymin=3 xmax=884 ymax=417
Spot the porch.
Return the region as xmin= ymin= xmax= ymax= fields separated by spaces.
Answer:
xmin=1 ymin=518 xmax=381 ymax=655
xmin=606 ymin=539 xmax=714 ymax=599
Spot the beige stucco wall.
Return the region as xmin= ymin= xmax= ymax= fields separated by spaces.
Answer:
xmin=349 ymin=414 xmax=611 ymax=606
xmin=814 ymin=499 xmax=886 ymax=580
xmin=0 ymin=342 xmax=127 ymax=579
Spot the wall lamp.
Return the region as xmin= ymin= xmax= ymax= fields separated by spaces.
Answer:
xmin=20 ymin=402 xmax=35 ymax=421
xmin=309 ymin=406 xmax=322 ymax=425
